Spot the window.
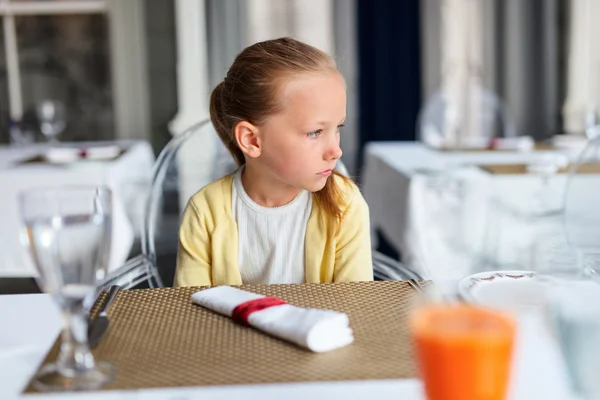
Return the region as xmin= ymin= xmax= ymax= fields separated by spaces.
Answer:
xmin=0 ymin=0 xmax=152 ymax=144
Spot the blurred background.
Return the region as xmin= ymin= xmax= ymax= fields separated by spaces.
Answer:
xmin=5 ymin=2 xmax=600 ymax=397
xmin=0 ymin=0 xmax=591 ymax=169
xmin=2 ymin=0 xmax=600 ymax=289
xmin=0 ymin=0 xmax=581 ymax=171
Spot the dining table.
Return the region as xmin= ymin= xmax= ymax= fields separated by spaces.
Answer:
xmin=0 ymin=140 xmax=155 ymax=279
xmin=0 ymin=281 xmax=575 ymax=400
xmin=360 ymin=137 xmax=593 ymax=279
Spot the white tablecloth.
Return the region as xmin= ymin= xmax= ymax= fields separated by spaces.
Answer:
xmin=0 ymin=293 xmax=575 ymax=399
xmin=0 ymin=141 xmax=154 ymax=277
xmin=361 ymin=139 xmax=590 ymax=280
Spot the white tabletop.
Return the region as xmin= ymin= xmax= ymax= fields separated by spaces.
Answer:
xmin=0 ymin=293 xmax=574 ymax=400
xmin=361 ymin=138 xmax=592 ymax=279
xmin=365 ymin=136 xmax=586 ymax=171
xmin=0 ymin=141 xmax=154 ymax=278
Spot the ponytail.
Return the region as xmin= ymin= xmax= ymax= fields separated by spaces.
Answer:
xmin=314 ymin=170 xmax=353 ymax=229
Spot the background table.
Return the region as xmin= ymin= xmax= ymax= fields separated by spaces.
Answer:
xmin=0 ymin=141 xmax=154 ymax=278
xmin=361 ymin=138 xmax=592 ymax=280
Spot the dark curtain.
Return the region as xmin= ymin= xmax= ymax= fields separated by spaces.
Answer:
xmin=356 ymin=0 xmax=421 ymax=260
xmin=356 ymin=0 xmax=421 ymax=172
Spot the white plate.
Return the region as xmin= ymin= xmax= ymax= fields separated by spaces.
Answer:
xmin=458 ymin=270 xmax=546 ymax=311
xmin=85 ymin=145 xmax=122 ymax=160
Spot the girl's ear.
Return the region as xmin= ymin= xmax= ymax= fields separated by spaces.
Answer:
xmin=234 ymin=121 xmax=261 ymax=158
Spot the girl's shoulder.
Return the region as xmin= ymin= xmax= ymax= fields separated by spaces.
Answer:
xmin=187 ymin=173 xmax=235 ymax=218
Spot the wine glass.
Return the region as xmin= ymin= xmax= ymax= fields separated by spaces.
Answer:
xmin=19 ymin=186 xmax=114 ymax=391
xmin=525 ymin=153 xmax=569 ymax=216
xmin=36 ymin=100 xmax=66 ymax=143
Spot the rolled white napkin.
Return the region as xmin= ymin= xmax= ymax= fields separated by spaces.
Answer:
xmin=44 ymin=145 xmax=122 ymax=164
xmin=85 ymin=145 xmax=122 ymax=160
xmin=44 ymin=147 xmax=79 ymax=164
xmin=191 ymin=286 xmax=354 ymax=352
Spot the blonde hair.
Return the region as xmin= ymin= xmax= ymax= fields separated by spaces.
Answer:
xmin=209 ymin=37 xmax=351 ymax=223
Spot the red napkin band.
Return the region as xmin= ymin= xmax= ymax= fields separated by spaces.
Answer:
xmin=232 ymin=297 xmax=288 ymax=326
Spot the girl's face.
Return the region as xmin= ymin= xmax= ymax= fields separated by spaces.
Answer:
xmin=256 ymin=71 xmax=346 ymax=193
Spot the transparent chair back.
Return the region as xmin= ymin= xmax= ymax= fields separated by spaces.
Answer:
xmin=101 ymin=133 xmax=420 ymax=289
xmin=335 ymin=160 xmax=422 ymax=281
xmin=99 ymin=119 xmax=236 ymax=289
xmin=407 ymin=168 xmax=472 ymax=281
xmin=418 ymin=85 xmax=516 ymax=150
xmin=145 ymin=119 xmax=236 ymax=286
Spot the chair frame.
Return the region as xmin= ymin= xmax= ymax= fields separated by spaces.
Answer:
xmin=98 ymin=119 xmax=214 ymax=290
xmin=99 ymin=119 xmax=421 ymax=289
xmin=336 ymin=160 xmax=422 ymax=281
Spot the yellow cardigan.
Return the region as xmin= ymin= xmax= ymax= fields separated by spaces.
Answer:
xmin=174 ymin=173 xmax=373 ymax=286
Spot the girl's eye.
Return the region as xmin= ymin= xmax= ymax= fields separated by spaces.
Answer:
xmin=307 ymin=129 xmax=322 ymax=138
xmin=336 ymin=124 xmax=345 ymax=133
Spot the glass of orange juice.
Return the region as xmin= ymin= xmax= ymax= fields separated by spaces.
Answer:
xmin=410 ymin=303 xmax=516 ymax=400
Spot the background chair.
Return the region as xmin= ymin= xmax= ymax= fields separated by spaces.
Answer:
xmin=99 ymin=119 xmax=232 ymax=289
xmin=335 ymin=160 xmax=422 ymax=281
xmin=99 ymin=119 xmax=421 ymax=290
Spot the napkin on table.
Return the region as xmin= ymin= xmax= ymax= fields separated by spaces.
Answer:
xmin=45 ymin=145 xmax=122 ymax=163
xmin=191 ymin=285 xmax=354 ymax=352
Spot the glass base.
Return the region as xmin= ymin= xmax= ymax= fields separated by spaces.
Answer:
xmin=32 ymin=361 xmax=115 ymax=392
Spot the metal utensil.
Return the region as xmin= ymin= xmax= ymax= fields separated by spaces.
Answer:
xmin=88 ymin=285 xmax=121 ymax=349
xmin=407 ymin=279 xmax=424 ymax=294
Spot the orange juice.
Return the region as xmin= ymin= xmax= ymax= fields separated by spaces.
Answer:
xmin=410 ymin=304 xmax=516 ymax=400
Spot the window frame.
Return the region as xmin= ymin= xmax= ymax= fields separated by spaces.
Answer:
xmin=0 ymin=0 xmax=150 ymax=141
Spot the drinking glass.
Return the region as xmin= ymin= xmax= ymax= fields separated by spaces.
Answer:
xmin=544 ymin=279 xmax=600 ymax=400
xmin=525 ymin=153 xmax=569 ymax=216
xmin=564 ymin=133 xmax=600 ymax=278
xmin=19 ymin=186 xmax=114 ymax=391
xmin=410 ymin=301 xmax=516 ymax=400
xmin=36 ymin=100 xmax=66 ymax=143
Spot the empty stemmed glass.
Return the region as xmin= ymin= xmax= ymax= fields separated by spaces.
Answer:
xmin=36 ymin=100 xmax=66 ymax=143
xmin=525 ymin=153 xmax=569 ymax=216
xmin=19 ymin=186 xmax=114 ymax=391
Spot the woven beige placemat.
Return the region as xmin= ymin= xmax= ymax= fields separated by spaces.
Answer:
xmin=25 ymin=281 xmax=426 ymax=392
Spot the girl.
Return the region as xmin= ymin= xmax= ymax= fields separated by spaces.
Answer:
xmin=174 ymin=37 xmax=372 ymax=286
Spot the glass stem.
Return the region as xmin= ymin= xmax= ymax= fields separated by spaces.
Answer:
xmin=542 ymin=173 xmax=550 ymax=188
xmin=57 ymin=300 xmax=96 ymax=377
